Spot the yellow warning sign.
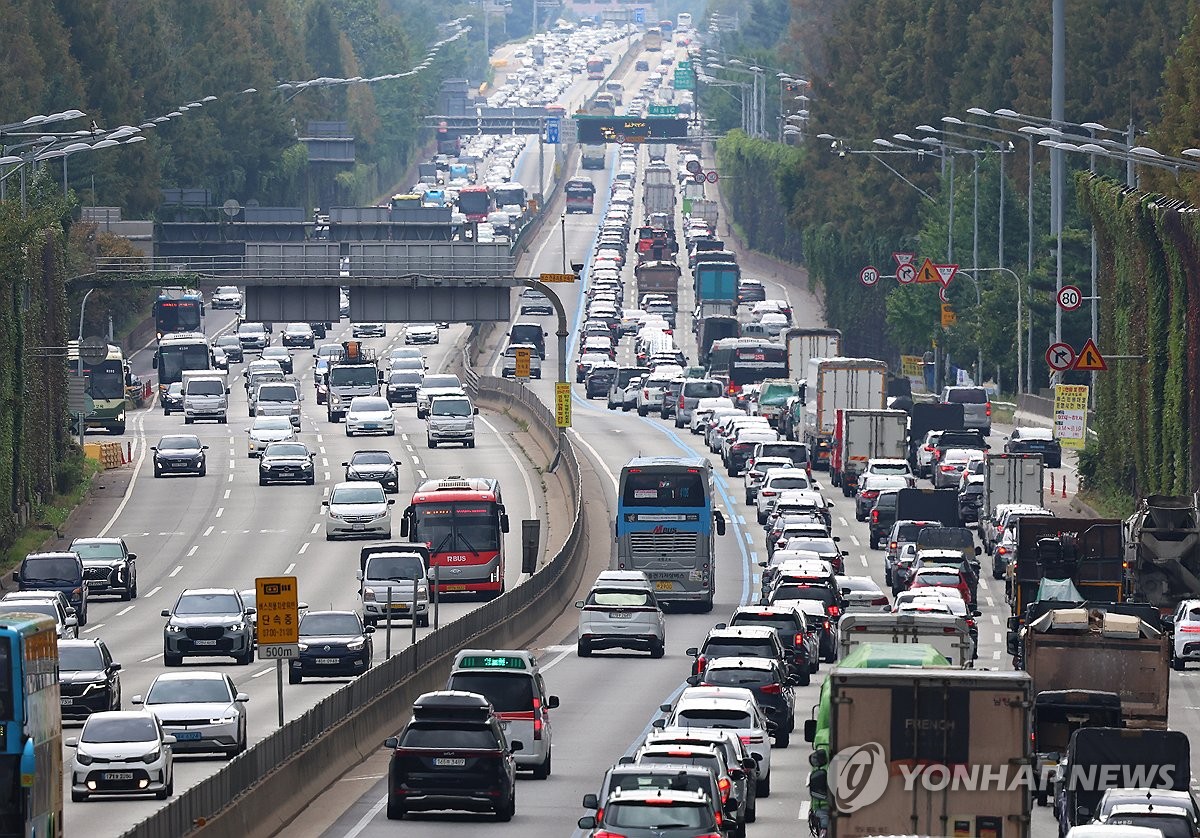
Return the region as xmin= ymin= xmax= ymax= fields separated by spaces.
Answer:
xmin=915 ymin=258 xmax=940 ymax=284
xmin=514 ymin=347 xmax=531 ymax=379
xmin=539 ymin=272 xmax=575 ymax=283
xmin=255 ymin=576 xmax=299 ymax=646
xmin=940 ymin=303 xmax=957 ymax=328
xmin=900 ymin=355 xmax=924 ymax=377
xmin=555 ymin=382 xmax=571 ymax=428
xmin=1072 ymin=338 xmax=1108 ymax=371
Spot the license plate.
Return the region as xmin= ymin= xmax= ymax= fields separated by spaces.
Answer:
xmin=609 ymin=611 xmax=632 ymax=620
xmin=193 ymin=639 xmax=218 ymax=646
xmin=60 ymin=698 xmax=72 ymax=705
xmin=444 ymin=585 xmax=467 ymax=591
xmin=433 ymin=757 xmax=466 ymax=767
xmin=388 ymin=603 xmax=410 ymax=611
xmin=315 ymin=657 xmax=339 ymax=665
xmin=654 ymin=581 xmax=673 ymax=592
xmin=352 ymin=523 xmax=365 ymax=530
xmin=103 ymin=772 xmax=134 ymax=781
xmin=173 ymin=731 xmax=202 ymax=741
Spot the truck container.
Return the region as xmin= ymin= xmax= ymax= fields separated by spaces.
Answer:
xmin=417 ymin=163 xmax=440 ymax=184
xmin=643 ymin=163 xmax=673 ymax=186
xmin=647 ymin=142 xmax=667 ymax=162
xmin=984 ymin=453 xmax=1045 ymax=530
xmin=813 ymin=667 xmax=1032 ymax=838
xmin=837 ymin=612 xmax=973 ymax=668
xmin=1124 ymin=494 xmax=1200 ymax=612
xmin=580 ymin=144 xmax=606 ymax=170
xmin=1019 ymin=604 xmax=1169 ymax=729
xmin=753 ymin=379 xmax=800 ymax=428
xmin=802 ymin=358 xmax=887 ymax=471
xmin=633 ymin=260 xmax=682 ymax=308
xmin=830 ymin=408 xmax=909 ymax=495
xmin=686 ymin=198 xmax=718 ymax=230
xmin=895 ymin=487 xmax=960 ymax=526
xmin=1007 ymin=518 xmax=1125 ymax=622
xmin=694 ymin=264 xmax=740 ymax=303
xmin=906 ymin=401 xmax=965 ymax=465
xmin=784 ymin=328 xmax=841 ymax=384
xmin=642 ymin=182 xmax=676 ymax=218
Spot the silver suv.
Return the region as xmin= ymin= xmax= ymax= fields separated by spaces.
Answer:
xmin=941 ymin=386 xmax=991 ymax=436
xmin=161 ymin=588 xmax=255 ymax=666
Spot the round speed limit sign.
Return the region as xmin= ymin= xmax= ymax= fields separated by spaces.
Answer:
xmin=1058 ymin=285 xmax=1083 ymax=311
xmin=859 ymin=265 xmax=880 ymax=287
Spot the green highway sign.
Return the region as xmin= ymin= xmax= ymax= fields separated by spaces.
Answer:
xmin=677 ymin=60 xmax=692 ymax=70
xmin=673 ymin=68 xmax=695 ymax=91
xmin=648 ymin=104 xmax=679 ymax=115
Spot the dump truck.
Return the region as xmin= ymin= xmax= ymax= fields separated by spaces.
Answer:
xmin=801 ymin=358 xmax=888 ymax=471
xmin=1007 ymin=518 xmax=1125 ymax=623
xmin=1124 ymin=493 xmax=1200 ymax=612
xmin=642 ymin=181 xmax=676 ymax=219
xmin=809 ymin=667 xmax=1032 ymax=838
xmin=633 ymin=260 xmax=682 ymax=308
xmin=830 ymin=408 xmax=908 ymax=496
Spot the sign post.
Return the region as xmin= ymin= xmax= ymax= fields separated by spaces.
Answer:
xmin=256 ymin=576 xmax=300 ymax=727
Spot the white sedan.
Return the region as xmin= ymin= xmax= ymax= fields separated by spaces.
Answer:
xmin=345 ymin=397 xmax=396 ymax=437
xmin=245 ymin=415 xmax=295 ymax=457
xmin=324 ymin=481 xmax=394 ymax=540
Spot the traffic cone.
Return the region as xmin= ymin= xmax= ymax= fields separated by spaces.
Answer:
xmin=1050 ymin=473 xmax=1056 ymax=495
xmin=1061 ymin=477 xmax=1067 ymax=499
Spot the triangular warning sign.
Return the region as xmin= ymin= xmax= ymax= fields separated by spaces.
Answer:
xmin=934 ymin=264 xmax=958 ymax=287
xmin=1072 ymin=338 xmax=1108 ymax=371
xmin=915 ymin=258 xmax=940 ymax=284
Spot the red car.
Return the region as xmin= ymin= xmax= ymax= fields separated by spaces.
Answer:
xmin=908 ymin=566 xmax=972 ymax=604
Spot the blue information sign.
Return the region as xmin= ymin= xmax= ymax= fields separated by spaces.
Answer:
xmin=633 ymin=7 xmax=645 ymax=24
xmin=545 ymin=116 xmax=560 ymax=144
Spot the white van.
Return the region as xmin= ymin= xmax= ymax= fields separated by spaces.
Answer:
xmin=426 ymin=394 xmax=477 ymax=449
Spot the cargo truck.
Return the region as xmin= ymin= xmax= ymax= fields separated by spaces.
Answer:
xmin=580 ymin=144 xmax=606 ymax=169
xmin=753 ymin=379 xmax=800 ymax=428
xmin=895 ymin=487 xmax=960 ymax=526
xmin=906 ymin=401 xmax=966 ymax=466
xmin=1007 ymin=518 xmax=1125 ymax=624
xmin=633 ymin=260 xmax=682 ymax=308
xmin=808 ymin=667 xmax=1032 ymax=838
xmin=693 ymin=263 xmax=740 ymax=305
xmin=838 ymin=612 xmax=974 ymax=668
xmin=642 ymin=182 xmax=676 ymax=218
xmin=1124 ymin=493 xmax=1200 ymax=612
xmin=984 ymin=453 xmax=1045 ymax=527
xmin=325 ymin=340 xmax=382 ymax=422
xmin=686 ymin=197 xmax=718 ymax=230
xmin=802 ymin=358 xmax=888 ymax=471
xmin=830 ymin=408 xmax=909 ymax=496
xmin=647 ymin=142 xmax=667 ymax=162
xmin=784 ymin=328 xmax=841 ymax=385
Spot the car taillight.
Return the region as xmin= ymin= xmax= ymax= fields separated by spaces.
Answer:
xmin=794 ymin=632 xmax=804 ymax=646
xmin=828 ymin=605 xmax=840 ymax=618
xmin=923 ymin=445 xmax=934 ymax=452
xmin=593 ymin=831 xmax=626 ymax=838
xmin=643 ymin=389 xmax=650 ymax=399
xmin=738 ymin=735 xmax=753 ymax=745
xmin=822 ymin=619 xmax=831 ymax=631
xmin=871 ymin=596 xmax=889 ymax=606
xmin=717 ymin=776 xmax=731 ymax=802
xmin=1180 ymin=625 xmax=1200 ymax=633
xmin=940 ymin=465 xmax=957 ymax=472
xmin=986 ymin=403 xmax=992 ymax=416
xmin=862 ymin=489 xmax=878 ymax=499
xmin=679 ymin=395 xmax=686 ymax=407
xmin=761 ymin=490 xmax=776 ymax=497
xmin=759 ymin=683 xmax=782 ymax=694
xmin=871 ymin=510 xmax=879 ymax=523
xmin=967 ymin=618 xmax=976 ymax=629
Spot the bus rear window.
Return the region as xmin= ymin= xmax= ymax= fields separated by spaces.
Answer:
xmin=622 ymin=472 xmax=706 ymax=507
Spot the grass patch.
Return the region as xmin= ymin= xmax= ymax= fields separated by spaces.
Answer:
xmin=505 ymin=411 xmax=530 ymax=434
xmin=1076 ymin=487 xmax=1135 ymax=520
xmin=2 ymin=454 xmax=101 ymax=568
xmin=991 ymin=404 xmax=1016 ymax=426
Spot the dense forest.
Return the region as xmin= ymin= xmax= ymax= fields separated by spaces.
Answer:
xmin=709 ymin=0 xmax=1200 ymax=499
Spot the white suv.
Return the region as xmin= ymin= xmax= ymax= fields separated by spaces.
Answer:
xmin=656 ymin=686 xmax=773 ymax=795
xmin=576 ymin=584 xmax=666 ymax=658
xmin=756 ymin=468 xmax=815 ymax=524
xmin=635 ymin=367 xmax=684 ymax=416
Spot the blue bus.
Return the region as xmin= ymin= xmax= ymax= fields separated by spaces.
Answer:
xmin=616 ymin=457 xmax=726 ymax=611
xmin=0 ymin=614 xmax=62 ymax=838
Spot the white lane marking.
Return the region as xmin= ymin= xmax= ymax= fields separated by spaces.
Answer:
xmin=82 ymin=623 xmax=105 ymax=634
xmin=228 ymin=473 xmax=234 ymax=483
xmin=993 ymin=633 xmax=1002 ymax=643
xmin=342 ymin=795 xmax=388 ymax=838
xmin=405 ymin=444 xmax=414 ymax=452
xmin=215 ymin=507 xmax=225 ymax=518
xmin=187 ymin=546 xmax=198 ymax=557
xmin=319 ymin=447 xmax=326 ymax=455
xmin=203 ymin=525 xmax=214 ymax=537
xmin=140 ymin=652 xmax=164 ymax=663
xmin=860 ymin=554 xmax=868 ymax=567
xmin=743 ymin=531 xmax=753 ymax=544
xmin=849 ymin=535 xmax=860 ymax=546
xmin=228 ymin=448 xmax=235 ymax=457
xmin=991 ymin=614 xmax=1001 ymax=625
xmin=401 ymin=434 xmax=409 ymax=441
xmin=567 ymin=428 xmax=620 ymax=490
xmin=285 ymin=563 xmax=296 ymax=574
xmin=229 ymin=459 xmax=236 ymax=470
xmin=799 ymin=801 xmax=810 ymax=821
xmin=986 ymin=595 xmax=995 ymax=607
xmin=316 ymin=434 xmax=323 ymax=443
xmin=478 ymin=415 xmax=541 ymax=529
xmin=169 ymin=566 xmax=183 ymax=578
xmin=417 ymin=470 xmax=427 ymax=479
xmin=98 ymin=410 xmax=148 ymax=537
xmin=251 ymin=667 xmax=273 ymax=679
xmin=298 ymin=543 xmax=309 ymax=555
xmin=838 ymin=516 xmax=848 ymax=527
xmin=992 ymin=650 xmax=1001 ymax=660
xmin=538 ymin=645 xmax=575 ymax=673
xmin=411 ymin=455 xmax=420 ymax=465
xmin=310 ymin=523 xmax=321 ymax=534
xmin=145 ymin=586 xmax=162 ymax=597
xmin=224 ymin=489 xmax=231 ymax=499
xmin=116 ymin=605 xmax=136 ymax=617
xmin=321 ymin=458 xmax=329 ymax=467
xmin=324 ymin=471 xmax=330 ymax=481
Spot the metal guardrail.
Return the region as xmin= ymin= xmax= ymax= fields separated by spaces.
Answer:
xmin=119 ymin=334 xmax=584 ymax=838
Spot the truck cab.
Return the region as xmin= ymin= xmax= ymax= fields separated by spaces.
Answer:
xmin=326 ymin=341 xmax=381 ymax=422
xmin=182 ymin=371 xmax=229 ymax=425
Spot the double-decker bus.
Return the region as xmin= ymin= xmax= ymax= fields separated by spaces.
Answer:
xmin=457 ymin=185 xmax=494 ymax=222
xmin=586 ymin=56 xmax=606 ymax=80
xmin=153 ymin=289 xmax=204 ymax=340
xmin=0 ymin=614 xmax=62 ymax=838
xmin=564 ymin=178 xmax=597 ymax=214
xmin=153 ymin=331 xmax=211 ymax=394
xmin=643 ymin=27 xmax=663 ymax=51
xmin=401 ymin=477 xmax=511 ymax=598
xmin=67 ymin=341 xmax=129 ymax=435
xmin=720 ymin=339 xmax=789 ymax=398
xmin=676 ymin=12 xmax=692 ymax=31
xmin=616 ymin=457 xmax=726 ymax=611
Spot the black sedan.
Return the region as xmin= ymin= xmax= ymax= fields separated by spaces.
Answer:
xmin=343 ymin=449 xmax=400 ymax=493
xmin=258 ymin=442 xmax=316 ymax=485
xmin=585 ymin=366 xmax=619 ymax=399
xmin=1004 ymin=428 xmax=1062 ymax=468
xmin=261 ymin=347 xmax=294 ymax=375
xmin=290 ymin=610 xmax=373 ymax=684
xmin=152 ymin=434 xmax=207 ymax=477
xmin=385 ymin=370 xmax=421 ymax=405
xmin=214 ymin=335 xmax=244 ymax=364
xmin=160 ymin=382 xmax=184 ymax=416
xmin=58 ymin=639 xmax=122 ymax=720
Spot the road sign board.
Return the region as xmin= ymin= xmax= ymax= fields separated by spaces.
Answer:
xmin=514 ymin=347 xmax=531 ymax=379
xmin=68 ymin=376 xmax=88 ymax=414
xmin=559 ymin=119 xmax=577 ymax=145
xmin=893 ymin=252 xmax=916 ymax=266
xmin=648 ymin=104 xmax=679 ymax=115
xmin=79 ymin=336 xmax=108 ymax=366
xmin=1058 ymin=284 xmax=1083 ymax=311
xmin=705 ymin=171 xmax=719 ymax=183
xmin=692 ymin=172 xmax=706 ymax=184
xmin=677 ymin=60 xmax=692 ymax=70
xmin=1046 ymin=342 xmax=1076 ymax=372
xmin=555 ymin=382 xmax=571 ymax=428
xmin=915 ymin=258 xmax=940 ymax=284
xmin=539 ymin=272 xmax=575 ymax=283
xmin=1073 ymin=338 xmax=1108 ymax=371
xmin=859 ymin=265 xmax=880 ymax=287
xmin=673 ymin=69 xmax=695 ymax=91
xmin=1053 ymin=384 xmax=1090 ymax=449
xmin=545 ymin=116 xmax=560 ymax=144
xmin=896 ymin=263 xmax=917 ymax=284
xmin=256 ymin=576 xmax=299 ymax=657
xmin=934 ymin=263 xmax=958 ymax=287
xmin=940 ymin=303 xmax=956 ymax=328
xmin=633 ymin=6 xmax=645 ymax=23
xmin=574 ymin=117 xmax=690 ymax=143
xmin=686 ymin=160 xmax=702 ymax=174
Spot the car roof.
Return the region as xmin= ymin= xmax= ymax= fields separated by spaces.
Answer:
xmin=151 ymin=670 xmax=227 ymax=683
xmin=69 ymin=537 xmax=121 ymax=545
xmin=675 ymin=688 xmax=759 ymax=708
xmin=705 ymin=626 xmax=777 ymax=640
xmin=606 ymin=787 xmax=711 ymax=806
xmin=179 ymin=587 xmax=239 ymax=597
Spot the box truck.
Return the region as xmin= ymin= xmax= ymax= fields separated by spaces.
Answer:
xmin=802 ymin=358 xmax=887 ymax=471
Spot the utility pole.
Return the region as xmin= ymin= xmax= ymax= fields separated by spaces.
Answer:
xmin=1050 ymin=0 xmax=1065 ymax=384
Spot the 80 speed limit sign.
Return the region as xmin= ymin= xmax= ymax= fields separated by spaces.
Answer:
xmin=859 ymin=265 xmax=880 ymax=287
xmin=1058 ymin=285 xmax=1083 ymax=311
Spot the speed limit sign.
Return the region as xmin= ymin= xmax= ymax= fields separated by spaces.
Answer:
xmin=1058 ymin=285 xmax=1083 ymax=311
xmin=859 ymin=265 xmax=880 ymax=287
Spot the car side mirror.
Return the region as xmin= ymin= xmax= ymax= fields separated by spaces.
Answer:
xmin=713 ymin=509 xmax=726 ymax=536
xmin=235 ymin=693 xmax=250 ymax=702
xmin=510 ymin=740 xmax=524 ymax=752
xmin=582 ymin=792 xmax=599 ymax=809
xmin=659 ymin=703 xmax=673 ymax=713
xmin=322 ymin=500 xmax=329 ymax=506
xmin=686 ymin=675 xmax=700 ymax=686
xmin=128 ymin=553 xmax=137 ymax=561
xmin=618 ymin=755 xmax=635 ymax=765
xmin=574 ymin=601 xmax=584 ymax=609
xmin=388 ymin=499 xmax=396 ymax=506
xmin=110 ymin=663 xmax=122 ymax=672
xmin=244 ymin=607 xmax=256 ymax=616
xmin=651 ymin=719 xmax=666 ymax=729
xmin=384 ymin=737 xmax=399 ymax=749
xmin=131 ymin=695 xmax=144 ymax=705
xmin=546 ymin=695 xmax=560 ymax=709
xmin=578 ymin=816 xmax=597 ymax=830
xmin=65 ymin=738 xmax=78 ymax=748
xmin=202 ymin=445 xmax=209 ymax=450
xmin=150 ymin=446 xmax=158 ymax=452
xmin=685 ymin=647 xmax=699 ymax=657
xmin=365 ymin=625 xmax=376 ymax=634
xmin=9 ymin=572 xmax=17 ymax=583
xmin=804 ymin=719 xmax=817 ymax=743
xmin=65 ymin=617 xmax=78 ymax=628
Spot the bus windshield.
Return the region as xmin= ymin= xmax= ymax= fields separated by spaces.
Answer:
xmin=621 ymin=471 xmax=707 ymax=508
xmin=457 ymin=189 xmax=492 ymax=217
xmin=155 ymin=299 xmax=202 ymax=334
xmin=157 ymin=342 xmax=211 ymax=386
xmin=414 ymin=503 xmax=502 ymax=554
xmin=728 ymin=345 xmax=788 ymax=386
xmin=84 ymin=361 xmax=125 ymax=399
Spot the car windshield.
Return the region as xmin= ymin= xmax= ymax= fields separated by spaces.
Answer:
xmin=22 ymin=558 xmax=78 ymax=581
xmin=768 ymin=477 xmax=810 ymax=490
xmin=175 ymin=593 xmax=240 ymax=615
xmin=351 ymin=399 xmax=390 ymax=413
xmin=871 ymin=463 xmax=910 ymax=475
xmin=217 ymin=337 xmax=239 ymax=348
xmin=286 ymin=324 xmax=308 ymax=332
xmin=300 ymin=613 xmax=361 ymax=636
xmin=331 ymin=486 xmax=385 ymax=505
xmin=588 ymin=590 xmax=654 ymax=607
xmin=674 ymin=708 xmax=754 ymax=729
xmin=366 ymin=556 xmax=424 ymax=581
xmin=946 ymin=389 xmax=986 ymax=404
xmin=702 ymin=641 xmax=773 ymax=658
xmin=146 ymin=678 xmax=232 ymax=704
xmin=916 ymin=572 xmax=961 ymax=587
xmin=253 ymin=417 xmax=292 ymax=432
xmin=399 ymin=724 xmax=498 ymax=749
xmin=216 ymin=286 xmax=238 ymax=296
xmin=187 ymin=379 xmax=222 ymax=395
xmin=329 ymin=367 xmax=378 ymax=386
xmin=69 ymin=542 xmax=122 ymax=561
xmin=786 ymin=539 xmax=837 ymax=554
xmin=82 ymin=716 xmax=157 ymax=744
xmin=773 ymin=586 xmax=836 ymax=605
xmin=605 ymin=801 xmax=709 ymax=829
xmin=1102 ymin=816 xmax=1191 ymax=838
xmin=265 ymin=444 xmax=308 ymax=458
xmin=704 ymin=668 xmax=773 ymax=688
xmin=352 ymin=452 xmax=393 ymax=465
xmin=389 ymin=372 xmax=421 ymax=384
xmin=258 ymin=385 xmax=297 ymax=402
xmin=238 ymin=324 xmax=265 ymax=335
xmin=733 ymin=614 xmax=800 ymax=633
xmin=432 ymin=399 xmax=472 ymax=417
xmin=59 ymin=646 xmax=104 ymax=671
xmin=446 ymin=672 xmax=533 ymax=712
xmin=422 ymin=375 xmax=461 ymax=389
xmin=158 ymin=436 xmax=200 ymax=451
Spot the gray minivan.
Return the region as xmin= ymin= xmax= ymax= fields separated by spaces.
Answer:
xmin=14 ymin=551 xmax=88 ymax=626
xmin=941 ymin=386 xmax=991 ymax=436
xmin=675 ymin=379 xmax=726 ymax=427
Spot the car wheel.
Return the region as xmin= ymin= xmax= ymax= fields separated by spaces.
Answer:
xmin=1173 ymin=657 xmax=1185 ymax=671
xmin=153 ymin=465 xmax=162 ymax=478
xmin=577 ymin=640 xmax=591 ymax=657
xmin=428 ymin=438 xmax=436 ymax=449
xmin=756 ymin=510 xmax=766 ymax=524
xmin=386 ymin=795 xmax=405 ymax=820
xmin=496 ymin=787 xmax=515 ymax=822
xmin=259 ymin=476 xmax=268 ymax=486
xmin=775 ymin=728 xmax=790 ymax=748
xmin=163 ymin=408 xmax=171 ymax=416
xmin=418 ymin=615 xmax=429 ymax=628
xmin=532 ymin=749 xmax=551 ymax=780
xmin=757 ymin=772 xmax=770 ymax=797
xmin=638 ymin=406 xmax=647 ymax=416
xmin=120 ymin=584 xmax=132 ymax=602
xmin=622 ymin=404 xmax=630 ymax=412
xmin=650 ymin=640 xmax=665 ymax=659
xmin=289 ymin=669 xmax=302 ymax=685
xmin=198 ymin=464 xmax=207 ymax=477
xmin=306 ymin=477 xmax=315 ymax=486
xmin=745 ymin=491 xmax=754 ymax=505
xmin=795 ymin=668 xmax=810 ymax=687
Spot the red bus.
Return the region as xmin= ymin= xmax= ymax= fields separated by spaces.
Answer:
xmin=401 ymin=476 xmax=511 ymax=597
xmin=457 ymin=185 xmax=494 ymax=221
xmin=586 ymin=57 xmax=605 ymax=80
xmin=565 ymin=178 xmax=596 ymax=214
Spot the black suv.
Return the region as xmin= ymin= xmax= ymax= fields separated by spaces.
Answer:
xmin=385 ymin=691 xmax=521 ymax=821
xmin=161 ymin=588 xmax=255 ymax=666
xmin=867 ymin=489 xmax=901 ymax=549
xmin=69 ymin=537 xmax=137 ymax=600
xmin=343 ymin=449 xmax=400 ymax=493
xmin=13 ymin=551 xmax=88 ymax=625
xmin=686 ymin=626 xmax=787 ymax=677
xmin=58 ymin=638 xmax=122 ymax=720
xmin=727 ymin=605 xmax=819 ymax=682
xmin=688 ymin=656 xmax=797 ymax=747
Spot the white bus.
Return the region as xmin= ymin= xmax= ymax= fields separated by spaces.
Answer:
xmin=676 ymin=12 xmax=692 ymax=31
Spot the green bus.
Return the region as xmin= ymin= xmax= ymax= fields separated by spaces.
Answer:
xmin=67 ymin=341 xmax=129 ymax=435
